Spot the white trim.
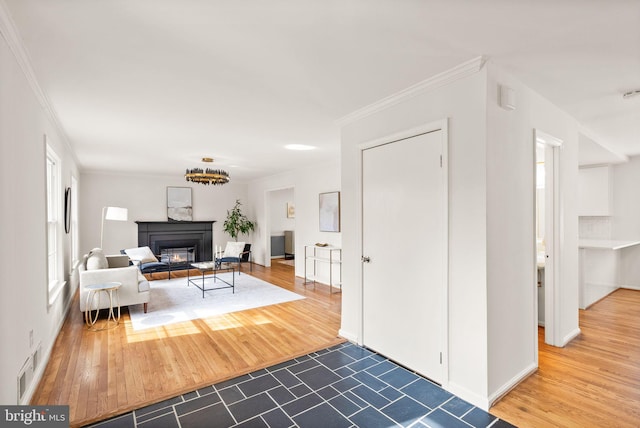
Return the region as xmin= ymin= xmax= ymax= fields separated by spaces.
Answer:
xmin=22 ymin=281 xmax=74 ymax=405
xmin=338 ymin=56 xmax=486 ymax=126
xmin=447 ymin=381 xmax=491 ymax=411
xmin=46 ymin=141 xmax=64 ymax=308
xmin=562 ymin=328 xmax=581 ymax=347
xmin=532 ymin=139 xmax=539 ymax=366
xmin=0 ymin=1 xmax=79 ymax=165
xmin=488 ymin=362 xmax=538 ymax=407
xmin=338 ymin=329 xmax=359 ymax=344
xmin=621 ymin=285 xmax=640 ymax=291
xmin=535 ymin=130 xmax=564 ymax=348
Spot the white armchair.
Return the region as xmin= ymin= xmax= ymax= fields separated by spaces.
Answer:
xmin=79 ymin=250 xmax=150 ymax=313
xmin=216 ymin=242 xmax=252 ymax=274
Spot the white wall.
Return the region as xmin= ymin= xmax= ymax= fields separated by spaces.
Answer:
xmin=340 ymin=61 xmax=581 ymax=410
xmin=341 ymin=69 xmax=490 ymax=407
xmin=80 ymin=172 xmax=250 ymax=257
xmin=485 ymin=63 xmax=580 ymax=400
xmin=612 ymin=156 xmax=640 ymax=288
xmin=247 ymin=161 xmax=340 ymax=282
xmin=0 ymin=33 xmax=79 ymax=404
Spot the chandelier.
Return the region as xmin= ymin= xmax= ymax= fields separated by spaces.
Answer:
xmin=185 ymin=158 xmax=230 ymax=185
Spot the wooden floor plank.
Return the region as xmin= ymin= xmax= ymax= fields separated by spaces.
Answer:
xmin=30 ymin=263 xmax=343 ymax=427
xmin=491 ymin=288 xmax=640 ymax=427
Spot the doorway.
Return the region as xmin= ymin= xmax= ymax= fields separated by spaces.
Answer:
xmin=265 ymin=187 xmax=295 ymax=270
xmin=534 ymin=130 xmax=563 ymax=348
xmin=361 ymin=125 xmax=448 ymax=384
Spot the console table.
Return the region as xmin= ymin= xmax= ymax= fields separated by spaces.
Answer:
xmin=304 ymin=245 xmax=342 ymax=293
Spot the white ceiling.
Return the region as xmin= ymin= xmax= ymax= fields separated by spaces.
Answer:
xmin=3 ymin=0 xmax=640 ymax=180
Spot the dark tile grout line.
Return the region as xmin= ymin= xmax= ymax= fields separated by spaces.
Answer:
xmin=88 ymin=342 xmax=512 ymax=428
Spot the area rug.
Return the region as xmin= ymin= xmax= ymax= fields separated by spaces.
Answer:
xmin=128 ymin=273 xmax=304 ymax=331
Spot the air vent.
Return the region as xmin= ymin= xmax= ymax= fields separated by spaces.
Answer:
xmin=33 ymin=343 xmax=42 ymax=370
xmin=17 ymin=357 xmax=33 ymax=404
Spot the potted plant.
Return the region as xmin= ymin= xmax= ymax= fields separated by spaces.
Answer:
xmin=223 ymin=199 xmax=256 ymax=241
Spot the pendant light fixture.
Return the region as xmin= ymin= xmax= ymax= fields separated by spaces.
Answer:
xmin=185 ymin=157 xmax=230 ymax=186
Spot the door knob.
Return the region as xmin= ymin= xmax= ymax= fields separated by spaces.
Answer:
xmin=362 ymin=256 xmax=371 ymax=263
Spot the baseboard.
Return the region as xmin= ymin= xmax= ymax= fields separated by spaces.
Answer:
xmin=621 ymin=285 xmax=640 ymax=291
xmin=446 ymin=381 xmax=490 ymax=411
xmin=23 ymin=275 xmax=77 ymax=404
xmin=562 ymin=328 xmax=581 ymax=346
xmin=488 ymin=362 xmax=537 ymax=407
xmin=338 ymin=329 xmax=359 ymax=344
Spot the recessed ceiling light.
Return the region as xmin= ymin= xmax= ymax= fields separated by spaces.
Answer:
xmin=285 ymin=144 xmax=316 ymax=151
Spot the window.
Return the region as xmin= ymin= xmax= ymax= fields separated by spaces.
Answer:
xmin=70 ymin=175 xmax=79 ymax=268
xmin=46 ymin=141 xmax=63 ymax=305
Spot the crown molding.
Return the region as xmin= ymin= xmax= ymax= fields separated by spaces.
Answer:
xmin=337 ymin=56 xmax=487 ymax=126
xmin=0 ymin=0 xmax=79 ymax=166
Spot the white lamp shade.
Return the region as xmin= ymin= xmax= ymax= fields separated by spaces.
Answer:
xmin=105 ymin=206 xmax=128 ymax=221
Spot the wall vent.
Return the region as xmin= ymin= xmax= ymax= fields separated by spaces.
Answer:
xmin=17 ymin=356 xmax=33 ymax=404
xmin=33 ymin=342 xmax=42 ymax=371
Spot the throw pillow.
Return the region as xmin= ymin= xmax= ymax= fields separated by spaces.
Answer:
xmin=86 ymin=248 xmax=109 ymax=270
xmin=124 ymin=246 xmax=158 ymax=264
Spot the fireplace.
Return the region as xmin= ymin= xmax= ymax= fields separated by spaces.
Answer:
xmin=136 ymin=221 xmax=215 ymax=271
xmin=159 ymin=246 xmax=196 ymax=267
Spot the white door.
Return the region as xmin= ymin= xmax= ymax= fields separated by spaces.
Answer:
xmin=362 ymin=130 xmax=447 ymax=384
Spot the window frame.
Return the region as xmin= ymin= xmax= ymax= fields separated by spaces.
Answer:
xmin=70 ymin=174 xmax=79 ymax=269
xmin=46 ymin=139 xmax=64 ymax=306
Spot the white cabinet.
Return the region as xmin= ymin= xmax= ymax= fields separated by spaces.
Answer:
xmin=578 ymin=166 xmax=611 ymax=216
xmin=304 ymin=245 xmax=341 ymax=293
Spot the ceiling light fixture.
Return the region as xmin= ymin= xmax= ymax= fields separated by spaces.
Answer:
xmin=185 ymin=157 xmax=230 ymax=186
xmin=622 ymin=90 xmax=640 ymax=99
xmin=285 ymin=144 xmax=316 ymax=151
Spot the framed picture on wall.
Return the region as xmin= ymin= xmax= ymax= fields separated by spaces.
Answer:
xmin=167 ymin=187 xmax=193 ymax=222
xmin=319 ymin=191 xmax=340 ymax=232
xmin=287 ymin=202 xmax=295 ymax=218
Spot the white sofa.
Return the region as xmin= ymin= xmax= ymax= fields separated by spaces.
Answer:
xmin=79 ymin=250 xmax=150 ymax=313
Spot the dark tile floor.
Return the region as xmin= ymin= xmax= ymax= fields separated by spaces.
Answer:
xmin=86 ymin=342 xmax=515 ymax=428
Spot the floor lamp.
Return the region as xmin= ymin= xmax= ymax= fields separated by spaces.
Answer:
xmin=100 ymin=206 xmax=128 ymax=249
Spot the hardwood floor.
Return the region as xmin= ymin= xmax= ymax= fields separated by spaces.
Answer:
xmin=30 ymin=262 xmax=343 ymax=428
xmin=491 ymin=288 xmax=640 ymax=427
xmin=32 ymin=263 xmax=640 ymax=428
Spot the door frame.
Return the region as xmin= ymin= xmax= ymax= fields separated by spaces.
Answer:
xmin=357 ymin=118 xmax=449 ymax=386
xmin=264 ymin=186 xmax=295 ymax=268
xmin=533 ymin=129 xmax=563 ymax=352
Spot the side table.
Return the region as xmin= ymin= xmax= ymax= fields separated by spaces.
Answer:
xmin=84 ymin=282 xmax=122 ymax=330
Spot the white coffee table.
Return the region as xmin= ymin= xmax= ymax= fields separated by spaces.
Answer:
xmin=84 ymin=282 xmax=122 ymax=330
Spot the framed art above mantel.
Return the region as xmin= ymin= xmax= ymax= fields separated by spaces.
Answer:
xmin=167 ymin=186 xmax=192 ymax=222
